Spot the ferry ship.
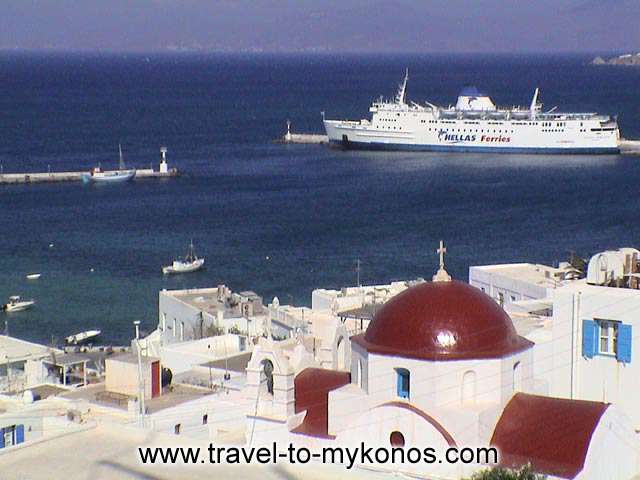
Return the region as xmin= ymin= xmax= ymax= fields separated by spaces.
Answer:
xmin=323 ymin=71 xmax=620 ymax=154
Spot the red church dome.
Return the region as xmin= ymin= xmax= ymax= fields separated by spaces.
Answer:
xmin=351 ymin=280 xmax=532 ymax=361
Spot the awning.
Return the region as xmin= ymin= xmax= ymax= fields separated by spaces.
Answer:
xmin=509 ymin=298 xmax=553 ymax=314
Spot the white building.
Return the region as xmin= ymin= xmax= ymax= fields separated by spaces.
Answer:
xmin=159 ymin=334 xmax=250 ymax=375
xmin=472 ymin=248 xmax=640 ymax=432
xmin=0 ymin=335 xmax=64 ymax=394
xmin=246 ymin=252 xmax=640 ymax=479
xmin=312 ymin=279 xmax=423 ymax=315
xmin=156 ymin=286 xmax=267 ymax=347
xmin=549 ymin=274 xmax=640 ymax=428
xmin=469 ymin=261 xmax=579 ymax=310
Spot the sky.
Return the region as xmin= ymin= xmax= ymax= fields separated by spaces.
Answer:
xmin=1 ymin=0 xmax=639 ymax=54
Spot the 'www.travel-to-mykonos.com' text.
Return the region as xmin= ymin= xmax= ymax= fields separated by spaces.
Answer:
xmin=138 ymin=442 xmax=498 ymax=470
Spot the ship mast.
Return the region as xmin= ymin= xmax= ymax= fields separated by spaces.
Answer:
xmin=529 ymin=88 xmax=541 ymax=119
xmin=118 ymin=143 xmax=126 ymax=170
xmin=395 ymin=68 xmax=409 ymax=105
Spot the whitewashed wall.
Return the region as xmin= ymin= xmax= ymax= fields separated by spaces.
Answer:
xmin=331 ymin=348 xmax=534 ymax=448
xmin=469 ymin=265 xmax=550 ymax=307
xmin=576 ymin=406 xmax=640 ymax=480
xmin=160 ymin=334 xmax=248 ymax=375
xmin=550 ymin=284 xmax=640 ymax=429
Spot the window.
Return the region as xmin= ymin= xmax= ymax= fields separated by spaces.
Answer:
xmin=172 ymin=318 xmax=176 ymax=337
xmin=174 ymin=424 xmax=181 ymax=435
xmin=261 ymin=359 xmax=274 ymax=395
xmin=583 ymin=319 xmax=632 ymax=363
xmin=395 ymin=368 xmax=410 ymax=399
xmin=390 ymin=431 xmax=405 ymax=447
xmin=498 ymin=292 xmax=504 ymax=307
xmin=0 ymin=425 xmax=23 ymax=448
xmin=202 ymin=414 xmax=208 ymax=425
xmin=161 ymin=313 xmax=167 ymax=331
xmin=598 ymin=320 xmax=619 ymax=355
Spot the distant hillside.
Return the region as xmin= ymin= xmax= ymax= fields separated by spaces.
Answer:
xmin=592 ymin=53 xmax=640 ymax=65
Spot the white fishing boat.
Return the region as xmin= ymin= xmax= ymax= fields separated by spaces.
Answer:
xmin=26 ymin=273 xmax=41 ymax=280
xmin=3 ymin=296 xmax=35 ymax=312
xmin=65 ymin=329 xmax=101 ymax=345
xmin=82 ymin=144 xmax=136 ymax=184
xmin=162 ymin=241 xmax=205 ymax=274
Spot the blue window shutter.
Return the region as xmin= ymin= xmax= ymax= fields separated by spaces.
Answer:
xmin=396 ymin=369 xmax=409 ymax=399
xmin=0 ymin=428 xmax=4 ymax=448
xmin=582 ymin=319 xmax=597 ymax=358
xmin=617 ymin=324 xmax=632 ymax=363
xmin=403 ymin=372 xmax=409 ymax=399
xmin=15 ymin=425 xmax=24 ymax=444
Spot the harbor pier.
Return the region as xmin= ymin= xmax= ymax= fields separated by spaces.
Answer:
xmin=0 ymin=169 xmax=178 ymax=185
xmin=277 ymin=120 xmax=328 ymax=144
xmin=620 ymin=139 xmax=640 ymax=155
xmin=0 ymin=147 xmax=180 ymax=185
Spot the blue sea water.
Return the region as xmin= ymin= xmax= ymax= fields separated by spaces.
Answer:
xmin=1 ymin=52 xmax=640 ymax=345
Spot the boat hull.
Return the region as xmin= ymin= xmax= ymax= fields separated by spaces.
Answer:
xmin=328 ymin=139 xmax=620 ymax=155
xmin=82 ymin=170 xmax=136 ymax=184
xmin=3 ymin=301 xmax=35 ymax=312
xmin=162 ymin=258 xmax=205 ymax=275
xmin=324 ymin=104 xmax=621 ymax=156
xmin=66 ymin=330 xmax=101 ymax=344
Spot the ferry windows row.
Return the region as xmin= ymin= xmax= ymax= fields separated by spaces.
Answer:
xmin=426 ymin=128 xmax=515 ymax=134
xmin=417 ymin=120 xmax=581 ymax=129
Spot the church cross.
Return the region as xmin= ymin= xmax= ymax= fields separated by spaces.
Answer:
xmin=432 ymin=240 xmax=452 ymax=283
xmin=437 ymin=240 xmax=447 ymax=270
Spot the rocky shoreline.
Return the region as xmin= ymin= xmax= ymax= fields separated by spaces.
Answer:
xmin=592 ymin=53 xmax=640 ymax=66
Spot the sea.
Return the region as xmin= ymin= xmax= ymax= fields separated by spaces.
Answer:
xmin=1 ymin=52 xmax=640 ymax=345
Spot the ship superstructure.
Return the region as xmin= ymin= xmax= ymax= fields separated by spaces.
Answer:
xmin=323 ymin=70 xmax=620 ymax=154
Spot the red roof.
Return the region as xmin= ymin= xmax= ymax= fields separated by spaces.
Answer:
xmin=491 ymin=393 xmax=609 ymax=479
xmin=352 ymin=280 xmax=532 ymax=360
xmin=292 ymin=368 xmax=351 ymax=438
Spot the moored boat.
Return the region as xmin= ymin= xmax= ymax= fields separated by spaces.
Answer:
xmin=3 ymin=296 xmax=35 ymax=312
xmin=162 ymin=241 xmax=205 ymax=275
xmin=65 ymin=329 xmax=101 ymax=345
xmin=82 ymin=144 xmax=136 ymax=184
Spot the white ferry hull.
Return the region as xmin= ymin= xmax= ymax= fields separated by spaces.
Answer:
xmin=325 ymin=120 xmax=619 ymax=155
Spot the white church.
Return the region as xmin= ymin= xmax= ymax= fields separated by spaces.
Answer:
xmin=246 ymin=243 xmax=640 ymax=479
